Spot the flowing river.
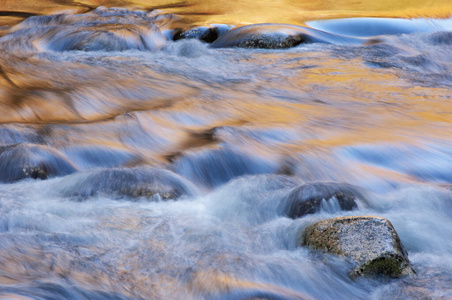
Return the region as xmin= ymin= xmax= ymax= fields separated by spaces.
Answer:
xmin=0 ymin=1 xmax=451 ymax=299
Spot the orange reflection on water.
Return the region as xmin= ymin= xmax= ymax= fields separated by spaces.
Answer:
xmin=0 ymin=0 xmax=451 ymax=27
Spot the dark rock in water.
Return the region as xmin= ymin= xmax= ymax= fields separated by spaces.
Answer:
xmin=171 ymin=147 xmax=278 ymax=188
xmin=302 ymin=216 xmax=415 ymax=278
xmin=210 ymin=24 xmax=236 ymax=39
xmin=174 ymin=26 xmax=218 ymax=43
xmin=57 ymin=167 xmax=199 ymax=200
xmin=174 ymin=24 xmax=234 ymax=43
xmin=210 ymin=23 xmax=362 ymax=49
xmin=0 ymin=143 xmax=77 ymax=182
xmin=283 ymin=182 xmax=366 ymax=218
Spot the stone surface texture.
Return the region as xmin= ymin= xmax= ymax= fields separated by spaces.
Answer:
xmin=303 ymin=216 xmax=414 ymax=277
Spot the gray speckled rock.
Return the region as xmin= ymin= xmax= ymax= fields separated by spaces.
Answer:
xmin=302 ymin=216 xmax=415 ymax=278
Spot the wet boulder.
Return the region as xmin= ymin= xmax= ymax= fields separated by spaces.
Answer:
xmin=0 ymin=143 xmax=77 ymax=182
xmin=302 ymin=216 xmax=415 ymax=277
xmin=173 ymin=24 xmax=234 ymax=43
xmin=283 ymin=182 xmax=366 ymax=218
xmin=56 ymin=167 xmax=199 ymax=200
xmin=173 ymin=26 xmax=216 ymax=42
xmin=210 ymin=23 xmax=361 ymax=49
xmin=8 ymin=7 xmax=172 ymax=52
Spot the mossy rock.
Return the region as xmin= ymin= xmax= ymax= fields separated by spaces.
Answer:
xmin=302 ymin=216 xmax=415 ymax=278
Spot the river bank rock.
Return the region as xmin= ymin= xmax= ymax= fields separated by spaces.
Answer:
xmin=0 ymin=143 xmax=77 ymax=182
xmin=283 ymin=182 xmax=366 ymax=218
xmin=57 ymin=167 xmax=199 ymax=200
xmin=302 ymin=216 xmax=415 ymax=278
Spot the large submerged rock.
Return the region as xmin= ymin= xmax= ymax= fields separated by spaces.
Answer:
xmin=302 ymin=216 xmax=415 ymax=278
xmin=283 ymin=182 xmax=366 ymax=218
xmin=0 ymin=143 xmax=77 ymax=182
xmin=210 ymin=23 xmax=361 ymax=49
xmin=56 ymin=167 xmax=199 ymax=200
xmin=5 ymin=7 xmax=172 ymax=52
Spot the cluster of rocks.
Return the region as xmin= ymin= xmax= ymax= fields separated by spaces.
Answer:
xmin=172 ymin=23 xmax=361 ymax=49
xmin=282 ymin=182 xmax=415 ymax=278
xmin=2 ymin=6 xmax=366 ymax=53
xmin=0 ymin=141 xmax=415 ymax=279
xmin=5 ymin=7 xmax=449 ymax=53
xmin=0 ymin=142 xmax=197 ymax=202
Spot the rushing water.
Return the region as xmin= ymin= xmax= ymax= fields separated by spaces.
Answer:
xmin=0 ymin=3 xmax=452 ymax=300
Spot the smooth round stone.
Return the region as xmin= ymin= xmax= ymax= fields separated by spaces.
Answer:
xmin=210 ymin=23 xmax=362 ymax=49
xmin=56 ymin=167 xmax=199 ymax=200
xmin=284 ymin=182 xmax=366 ymax=218
xmin=0 ymin=143 xmax=77 ymax=182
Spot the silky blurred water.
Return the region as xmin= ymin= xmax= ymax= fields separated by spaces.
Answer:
xmin=0 ymin=4 xmax=451 ymax=300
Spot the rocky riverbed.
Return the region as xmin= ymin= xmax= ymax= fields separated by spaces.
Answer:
xmin=0 ymin=4 xmax=452 ymax=300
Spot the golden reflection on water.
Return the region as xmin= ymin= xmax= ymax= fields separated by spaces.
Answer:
xmin=0 ymin=0 xmax=450 ymax=181
xmin=0 ymin=3 xmax=450 ymax=298
xmin=1 ymin=45 xmax=451 ymax=166
xmin=0 ymin=0 xmax=451 ymax=26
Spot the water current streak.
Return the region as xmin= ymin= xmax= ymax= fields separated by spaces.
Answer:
xmin=0 ymin=6 xmax=451 ymax=300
